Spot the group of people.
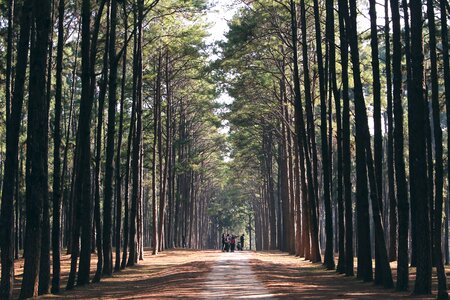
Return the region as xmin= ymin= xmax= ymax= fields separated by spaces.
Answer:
xmin=221 ymin=233 xmax=245 ymax=252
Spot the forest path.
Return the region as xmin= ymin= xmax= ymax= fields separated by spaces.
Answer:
xmin=34 ymin=250 xmax=436 ymax=299
xmin=202 ymin=252 xmax=274 ymax=299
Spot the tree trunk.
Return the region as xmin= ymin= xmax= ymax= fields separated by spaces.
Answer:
xmin=312 ymin=0 xmax=334 ymax=270
xmin=103 ymin=0 xmax=118 ymax=276
xmin=401 ymin=0 xmax=416 ymax=268
xmin=367 ymin=0 xmax=393 ymax=287
xmin=127 ymin=0 xmax=143 ymax=265
xmin=115 ymin=0 xmax=128 ymax=271
xmin=325 ymin=0 xmax=344 ymax=273
xmin=67 ymin=0 xmax=105 ymax=289
xmin=441 ymin=0 xmax=450 ymax=270
xmin=0 ymin=0 xmax=32 ymax=297
xmin=337 ymin=0 xmax=354 ymax=277
xmin=345 ymin=0 xmax=373 ymax=282
xmin=20 ymin=0 xmax=51 ymax=296
xmin=39 ymin=3 xmax=56 ymax=293
xmin=51 ymin=0 xmax=65 ymax=292
xmin=291 ymin=0 xmax=320 ymax=262
xmin=427 ymin=0 xmax=447 ymax=296
xmin=390 ymin=0 xmax=409 ymax=290
xmin=384 ymin=0 xmax=397 ymax=263
xmin=410 ymin=0 xmax=431 ymax=293
xmin=152 ymin=54 xmax=162 ymax=255
xmin=92 ymin=10 xmax=110 ymax=282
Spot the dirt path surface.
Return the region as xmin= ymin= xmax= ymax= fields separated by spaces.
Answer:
xmin=252 ymin=252 xmax=435 ymax=299
xmin=24 ymin=250 xmax=438 ymax=299
xmin=37 ymin=249 xmax=216 ymax=299
xmin=202 ymin=252 xmax=274 ymax=299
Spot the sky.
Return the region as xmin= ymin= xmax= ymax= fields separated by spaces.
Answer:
xmin=205 ymin=0 xmax=241 ymax=107
xmin=203 ymin=0 xmax=386 ymax=136
xmin=205 ymin=0 xmax=241 ymax=45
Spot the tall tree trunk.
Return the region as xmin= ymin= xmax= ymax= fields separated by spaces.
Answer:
xmin=345 ymin=0 xmax=373 ymax=282
xmin=160 ymin=53 xmax=171 ymax=251
xmin=14 ymin=154 xmax=20 ymax=261
xmin=441 ymin=0 xmax=450 ymax=270
xmin=158 ymin=52 xmax=168 ymax=252
xmin=294 ymin=140 xmax=302 ymax=256
xmin=152 ymin=54 xmax=162 ymax=255
xmin=384 ymin=0 xmax=397 ymax=263
xmin=263 ymin=127 xmax=277 ymax=250
xmin=121 ymin=0 xmax=133 ymax=268
xmin=279 ymin=86 xmax=290 ymax=252
xmin=291 ymin=0 xmax=320 ymax=262
xmin=312 ymin=0 xmax=334 ymax=270
xmin=103 ymin=0 xmax=118 ymax=276
xmin=61 ymin=21 xmax=80 ymax=255
xmin=390 ymin=0 xmax=409 ymax=290
xmin=127 ymin=0 xmax=143 ymax=265
xmin=67 ymin=0 xmax=106 ymax=289
xmin=51 ymin=0 xmax=65 ymax=292
xmin=410 ymin=0 xmax=431 ymax=293
xmin=401 ymin=0 xmax=416 ymax=267
xmin=115 ymin=0 xmax=128 ymax=271
xmin=39 ymin=3 xmax=56 ymax=293
xmin=92 ymin=10 xmax=110 ymax=282
xmin=369 ymin=0 xmax=383 ymax=242
xmin=325 ymin=0 xmax=344 ymax=273
xmin=0 ymin=0 xmax=32 ymax=297
xmin=337 ymin=0 xmax=353 ymax=277
xmin=286 ymin=111 xmax=296 ymax=255
xmin=20 ymin=0 xmax=51 ymax=296
xmin=425 ymin=97 xmax=434 ymax=269
xmin=427 ymin=0 xmax=447 ymax=296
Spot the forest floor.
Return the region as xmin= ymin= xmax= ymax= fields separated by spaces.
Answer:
xmin=7 ymin=249 xmax=441 ymax=299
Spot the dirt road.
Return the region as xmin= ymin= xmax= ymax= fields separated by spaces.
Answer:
xmin=33 ymin=250 xmax=434 ymax=299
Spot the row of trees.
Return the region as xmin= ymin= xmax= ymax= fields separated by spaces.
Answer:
xmin=219 ymin=0 xmax=450 ymax=297
xmin=0 ymin=0 xmax=227 ymax=298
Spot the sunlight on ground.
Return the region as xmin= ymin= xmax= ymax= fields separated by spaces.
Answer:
xmin=18 ymin=250 xmax=437 ymax=299
xmin=203 ymin=252 xmax=274 ymax=299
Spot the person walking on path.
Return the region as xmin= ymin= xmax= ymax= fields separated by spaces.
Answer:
xmin=225 ymin=234 xmax=231 ymax=252
xmin=240 ymin=234 xmax=245 ymax=250
xmin=231 ymin=235 xmax=236 ymax=252
xmin=221 ymin=233 xmax=226 ymax=251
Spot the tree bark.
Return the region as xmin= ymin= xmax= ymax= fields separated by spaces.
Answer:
xmin=103 ymin=0 xmax=118 ymax=276
xmin=410 ymin=0 xmax=431 ymax=293
xmin=427 ymin=0 xmax=447 ymax=296
xmin=128 ymin=0 xmax=144 ymax=265
xmin=115 ymin=0 xmax=128 ymax=271
xmin=346 ymin=0 xmax=372 ymax=282
xmin=337 ymin=0 xmax=354 ymax=277
xmin=312 ymin=0 xmax=334 ymax=270
xmin=441 ymin=0 xmax=450 ymax=270
xmin=390 ymin=0 xmax=409 ymax=290
xmin=384 ymin=0 xmax=397 ymax=263
xmin=291 ymin=0 xmax=320 ymax=262
xmin=92 ymin=9 xmax=110 ymax=282
xmin=20 ymin=0 xmax=51 ymax=296
xmin=51 ymin=0 xmax=65 ymax=292
xmin=0 ymin=0 xmax=32 ymax=297
xmin=152 ymin=54 xmax=162 ymax=255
